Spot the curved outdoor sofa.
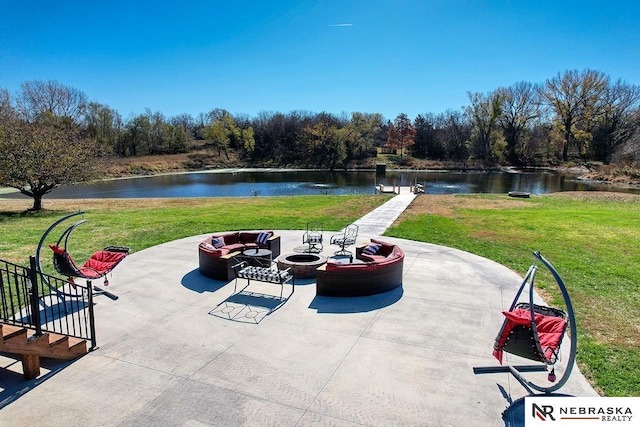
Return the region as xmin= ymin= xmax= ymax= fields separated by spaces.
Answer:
xmin=315 ymin=238 xmax=404 ymax=297
xmin=198 ymin=230 xmax=281 ymax=281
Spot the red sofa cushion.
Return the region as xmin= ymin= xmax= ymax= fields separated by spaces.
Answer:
xmin=239 ymin=231 xmax=273 ymax=245
xmin=199 ymin=243 xmax=229 ymax=257
xmin=326 ymin=239 xmax=404 ymax=270
xmin=359 ymin=254 xmax=386 ymax=263
xmin=224 ymin=243 xmax=245 ymax=252
xmin=218 ymin=232 xmax=240 ymax=245
xmin=200 ymin=230 xmax=275 ymax=258
xmin=370 ymin=238 xmax=395 ymax=257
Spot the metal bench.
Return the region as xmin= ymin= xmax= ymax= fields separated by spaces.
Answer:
xmin=232 ymin=261 xmax=295 ymax=299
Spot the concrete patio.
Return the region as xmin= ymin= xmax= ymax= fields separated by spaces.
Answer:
xmin=0 ymin=227 xmax=597 ymax=426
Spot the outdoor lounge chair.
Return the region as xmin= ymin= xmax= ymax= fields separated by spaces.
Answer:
xmin=329 ymin=223 xmax=358 ymax=255
xmin=36 ymin=211 xmax=129 ymax=301
xmin=474 ymin=252 xmax=577 ymax=396
xmin=302 ymin=221 xmax=323 ymax=253
xmin=492 ymin=302 xmax=567 ymax=366
xmin=49 ymin=244 xmax=129 ymax=283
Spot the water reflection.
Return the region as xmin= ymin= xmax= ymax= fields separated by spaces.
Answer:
xmin=3 ymin=169 xmax=638 ymax=199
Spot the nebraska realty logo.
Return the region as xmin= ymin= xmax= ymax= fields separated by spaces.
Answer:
xmin=524 ymin=397 xmax=639 ymax=426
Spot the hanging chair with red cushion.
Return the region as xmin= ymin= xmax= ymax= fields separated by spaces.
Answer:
xmin=44 ymin=213 xmax=129 ymax=286
xmin=492 ymin=302 xmax=568 ymax=365
xmin=474 ymin=252 xmax=577 ymax=396
xmin=49 ymin=244 xmax=129 ymax=281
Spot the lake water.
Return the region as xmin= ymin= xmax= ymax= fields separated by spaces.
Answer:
xmin=3 ymin=169 xmax=639 ymax=199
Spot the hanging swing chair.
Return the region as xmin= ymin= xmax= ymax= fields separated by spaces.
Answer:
xmin=474 ymin=251 xmax=577 ymax=396
xmin=493 ymin=301 xmax=567 ymax=367
xmin=36 ymin=211 xmax=130 ymax=300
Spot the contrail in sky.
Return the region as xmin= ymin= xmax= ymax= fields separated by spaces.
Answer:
xmin=329 ymin=23 xmax=353 ymax=27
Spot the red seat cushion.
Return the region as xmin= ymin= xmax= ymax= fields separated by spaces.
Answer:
xmin=80 ymin=250 xmax=128 ymax=278
xmin=493 ymin=307 xmax=567 ymax=364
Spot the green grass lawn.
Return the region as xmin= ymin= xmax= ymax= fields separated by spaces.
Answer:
xmin=386 ymin=192 xmax=640 ymax=396
xmin=1 ymin=192 xmax=638 ymax=396
xmin=0 ymin=196 xmax=390 ymax=265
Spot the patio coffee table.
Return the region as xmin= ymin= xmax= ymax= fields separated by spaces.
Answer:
xmin=242 ymin=248 xmax=272 ymax=267
xmin=327 ymin=255 xmax=364 ymax=264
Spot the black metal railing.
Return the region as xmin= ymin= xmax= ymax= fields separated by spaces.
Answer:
xmin=0 ymin=256 xmax=95 ymax=350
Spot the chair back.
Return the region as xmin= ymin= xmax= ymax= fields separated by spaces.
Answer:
xmin=344 ymin=224 xmax=358 ymax=239
xmin=306 ymin=222 xmax=323 ymax=241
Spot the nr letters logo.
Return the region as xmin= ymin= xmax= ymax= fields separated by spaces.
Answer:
xmin=532 ymin=403 xmax=555 ymax=421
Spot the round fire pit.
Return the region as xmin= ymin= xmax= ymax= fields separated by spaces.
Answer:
xmin=277 ymin=253 xmax=327 ymax=279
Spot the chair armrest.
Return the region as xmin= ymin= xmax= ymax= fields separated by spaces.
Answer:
xmin=222 ymin=251 xmax=241 ymax=260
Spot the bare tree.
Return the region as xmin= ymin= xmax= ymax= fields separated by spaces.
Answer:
xmin=0 ymin=88 xmax=14 ymax=120
xmin=440 ymin=110 xmax=471 ymax=161
xmin=170 ymin=113 xmax=196 ymax=138
xmin=497 ymin=81 xmax=542 ymax=165
xmin=144 ymin=109 xmax=167 ymax=154
xmin=85 ymin=102 xmax=123 ymax=155
xmin=612 ymin=108 xmax=640 ymax=166
xmin=591 ymin=80 xmax=640 ymax=163
xmin=15 ymin=80 xmax=88 ymax=124
xmin=542 ymin=69 xmax=609 ymax=161
xmin=466 ymin=91 xmax=503 ymax=161
xmin=413 ymin=113 xmax=441 ymax=159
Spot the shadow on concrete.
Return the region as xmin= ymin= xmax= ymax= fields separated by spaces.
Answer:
xmin=17 ymin=299 xmax=90 ymax=326
xmin=180 ymin=269 xmax=228 ymax=294
xmin=0 ymin=356 xmax=77 ymax=410
xmin=290 ymin=277 xmax=316 ymax=287
xmin=309 ymin=286 xmax=403 ymax=313
xmin=209 ymin=290 xmax=290 ymax=324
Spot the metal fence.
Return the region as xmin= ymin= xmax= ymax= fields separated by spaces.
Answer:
xmin=0 ymin=256 xmax=96 ymax=349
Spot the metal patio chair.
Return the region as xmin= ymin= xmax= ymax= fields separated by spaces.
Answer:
xmin=302 ymin=222 xmax=323 ymax=253
xmin=330 ymin=223 xmax=359 ymax=255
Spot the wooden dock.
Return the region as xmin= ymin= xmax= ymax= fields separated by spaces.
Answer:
xmin=374 ymin=184 xmax=423 ymax=195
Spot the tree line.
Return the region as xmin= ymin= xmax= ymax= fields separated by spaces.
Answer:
xmin=2 ymin=69 xmax=640 ymax=209
xmin=3 ymin=69 xmax=640 ymax=167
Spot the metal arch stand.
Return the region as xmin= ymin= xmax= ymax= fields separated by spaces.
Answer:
xmin=473 ymin=251 xmax=578 ymax=395
xmin=35 ymin=211 xmax=118 ymax=301
xmin=35 ymin=211 xmax=86 ymax=301
xmin=529 ymin=251 xmax=577 ymax=394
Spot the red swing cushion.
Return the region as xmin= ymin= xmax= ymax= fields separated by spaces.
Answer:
xmin=49 ymin=245 xmax=127 ymax=279
xmin=80 ymin=250 xmax=128 ymax=278
xmin=493 ymin=307 xmax=568 ymax=364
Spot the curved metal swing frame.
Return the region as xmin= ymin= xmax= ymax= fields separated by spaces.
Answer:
xmin=36 ymin=211 xmax=126 ymax=302
xmin=35 ymin=211 xmax=88 ymax=299
xmin=474 ymin=251 xmax=577 ymax=395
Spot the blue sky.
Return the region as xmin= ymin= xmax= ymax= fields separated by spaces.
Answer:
xmin=2 ymin=1 xmax=639 ymax=121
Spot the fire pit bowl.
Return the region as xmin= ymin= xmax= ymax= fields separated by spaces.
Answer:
xmin=277 ymin=253 xmax=327 ymax=279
